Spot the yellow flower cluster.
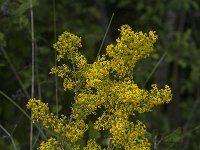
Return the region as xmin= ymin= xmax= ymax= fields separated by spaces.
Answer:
xmin=51 ymin=32 xmax=88 ymax=92
xmin=27 ymin=25 xmax=172 ymax=149
xmin=38 ymin=138 xmax=63 ymax=150
xmin=83 ymin=139 xmax=101 ymax=150
xmin=26 ymin=98 xmax=49 ymax=123
xmin=106 ymin=25 xmax=158 ymax=78
xmin=27 ymin=99 xmax=88 ymax=144
xmin=109 ymin=120 xmax=150 ymax=149
xmin=53 ymin=31 xmax=82 ymax=61
xmin=50 ymin=64 xmax=70 ymax=78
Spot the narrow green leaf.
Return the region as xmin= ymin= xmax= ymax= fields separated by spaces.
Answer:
xmin=15 ymin=0 xmax=39 ymax=16
xmin=88 ymin=120 xmax=101 ymax=140
xmin=0 ymin=90 xmax=47 ymax=140
xmin=51 ymin=105 xmax=62 ymax=114
xmin=164 ymin=128 xmax=182 ymax=143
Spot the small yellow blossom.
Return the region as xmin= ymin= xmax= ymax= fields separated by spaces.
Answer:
xmin=27 ymin=99 xmax=88 ymax=144
xmin=50 ymin=64 xmax=70 ymax=78
xmin=38 ymin=138 xmax=63 ymax=150
xmin=53 ymin=31 xmax=82 ymax=61
xmin=83 ymin=139 xmax=101 ymax=150
xmin=26 ymin=99 xmax=49 ymax=123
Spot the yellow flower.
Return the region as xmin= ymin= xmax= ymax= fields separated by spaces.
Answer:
xmin=83 ymin=139 xmax=101 ymax=150
xmin=27 ymin=24 xmax=172 ymax=150
xmin=38 ymin=138 xmax=63 ymax=150
xmin=53 ymin=31 xmax=82 ymax=61
xmin=27 ymin=99 xmax=88 ymax=143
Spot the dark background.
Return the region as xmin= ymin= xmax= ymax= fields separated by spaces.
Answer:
xmin=1 ymin=0 xmax=200 ymax=149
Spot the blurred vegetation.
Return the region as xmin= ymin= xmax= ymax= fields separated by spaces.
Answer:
xmin=0 ymin=0 xmax=200 ymax=149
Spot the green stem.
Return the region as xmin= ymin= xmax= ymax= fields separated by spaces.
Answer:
xmin=0 ymin=90 xmax=47 ymax=140
xmin=0 ymin=124 xmax=17 ymax=150
xmin=0 ymin=47 xmax=30 ymax=98
xmin=53 ymin=0 xmax=58 ymax=116
xmin=96 ymin=13 xmax=114 ymax=60
xmin=143 ymin=51 xmax=167 ymax=88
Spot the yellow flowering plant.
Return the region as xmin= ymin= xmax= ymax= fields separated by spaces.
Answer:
xmin=27 ymin=25 xmax=172 ymax=150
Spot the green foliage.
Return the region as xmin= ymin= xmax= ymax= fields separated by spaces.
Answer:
xmin=0 ymin=32 xmax=6 ymax=47
xmin=164 ymin=128 xmax=182 ymax=148
xmin=15 ymin=0 xmax=39 ymax=16
xmin=1 ymin=0 xmax=200 ymax=149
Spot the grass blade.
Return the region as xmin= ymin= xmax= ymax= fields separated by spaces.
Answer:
xmin=96 ymin=13 xmax=114 ymax=60
xmin=143 ymin=51 xmax=167 ymax=88
xmin=0 ymin=90 xmax=47 ymax=140
xmin=0 ymin=124 xmax=17 ymax=150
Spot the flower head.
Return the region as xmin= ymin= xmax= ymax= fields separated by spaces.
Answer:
xmin=27 ymin=25 xmax=172 ymax=150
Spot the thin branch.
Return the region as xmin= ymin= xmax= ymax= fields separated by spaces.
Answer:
xmin=32 ymin=131 xmax=40 ymax=148
xmin=0 ymin=47 xmax=30 ymax=98
xmin=143 ymin=51 xmax=167 ymax=88
xmin=53 ymin=0 xmax=58 ymax=116
xmin=154 ymin=135 xmax=157 ymax=150
xmin=71 ymin=52 xmax=77 ymax=83
xmin=30 ymin=0 xmax=35 ymax=99
xmin=53 ymin=0 xmax=57 ymax=42
xmin=182 ymin=87 xmax=200 ymax=150
xmin=0 ymin=124 xmax=17 ymax=150
xmin=29 ymin=0 xmax=35 ymax=148
xmin=11 ymin=113 xmax=24 ymax=135
xmin=0 ymin=90 xmax=47 ymax=140
xmin=35 ymin=43 xmax=42 ymax=99
xmin=96 ymin=13 xmax=114 ymax=60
